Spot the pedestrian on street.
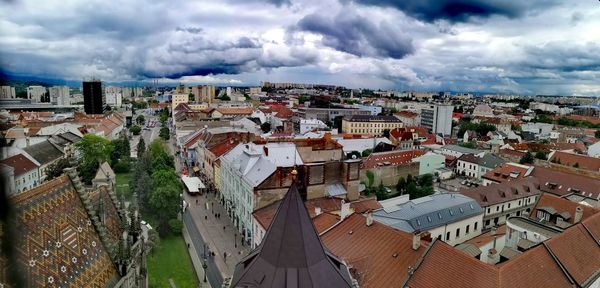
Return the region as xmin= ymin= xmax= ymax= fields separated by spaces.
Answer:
xmin=196 ymin=199 xmax=198 ymax=205
xmin=224 ymin=252 xmax=227 ymax=263
xmin=205 ymin=215 xmax=208 ymax=220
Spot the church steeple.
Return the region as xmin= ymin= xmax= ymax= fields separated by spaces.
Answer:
xmin=230 ymin=183 xmax=353 ymax=287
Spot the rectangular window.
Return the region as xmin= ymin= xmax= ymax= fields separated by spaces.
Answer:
xmin=474 ymin=222 xmax=478 ymax=230
xmin=456 ymin=228 xmax=460 ymax=238
xmin=446 ymin=231 xmax=450 ymax=241
xmin=466 ymin=225 xmax=470 ymax=234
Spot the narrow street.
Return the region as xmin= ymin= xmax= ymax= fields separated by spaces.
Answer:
xmin=167 ymin=129 xmax=250 ymax=287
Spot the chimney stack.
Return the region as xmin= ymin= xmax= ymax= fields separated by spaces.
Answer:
xmin=574 ymin=206 xmax=583 ymax=223
xmin=340 ymin=200 xmax=350 ymax=220
xmin=487 ymin=248 xmax=500 ymax=265
xmin=366 ymin=210 xmax=373 ymax=227
xmin=412 ymin=231 xmax=421 ymax=251
xmin=314 ymin=207 xmax=322 ymax=216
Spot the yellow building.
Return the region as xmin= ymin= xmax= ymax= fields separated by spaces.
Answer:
xmin=171 ymin=93 xmax=189 ymax=110
xmin=341 ymin=115 xmax=403 ymax=135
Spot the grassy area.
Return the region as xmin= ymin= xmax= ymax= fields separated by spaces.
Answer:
xmin=147 ymin=236 xmax=198 ymax=288
xmin=115 ymin=172 xmax=132 ymax=201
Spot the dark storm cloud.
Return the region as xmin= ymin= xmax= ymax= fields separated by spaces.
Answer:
xmin=295 ymin=11 xmax=413 ymax=59
xmin=524 ymin=42 xmax=600 ymax=72
xmin=351 ymin=0 xmax=555 ymax=22
xmin=176 ymin=27 xmax=203 ymax=34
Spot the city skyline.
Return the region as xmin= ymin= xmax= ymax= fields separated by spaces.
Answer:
xmin=1 ymin=0 xmax=599 ymax=95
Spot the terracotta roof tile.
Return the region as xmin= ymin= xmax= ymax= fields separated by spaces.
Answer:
xmin=208 ymin=139 xmax=239 ymax=157
xmin=313 ymin=212 xmax=340 ymax=233
xmin=482 ymin=163 xmax=531 ymax=184
xmin=361 ymin=149 xmax=426 ymax=169
xmin=6 ymin=175 xmax=120 ymax=286
xmin=529 ymin=166 xmax=600 ymax=199
xmin=0 ymin=154 xmax=39 ymax=176
xmin=406 ymin=240 xmax=498 ymax=288
xmin=498 ymin=245 xmax=572 ymax=288
xmin=460 ymin=178 xmax=541 ymax=207
xmin=545 ymin=224 xmax=600 ymax=286
xmin=531 ymin=193 xmax=599 ymax=225
xmin=582 ymin=212 xmax=600 ymax=242
xmin=216 ymin=107 xmax=253 ymax=115
xmin=465 ymin=225 xmax=507 ymax=247
xmin=321 ymin=213 xmax=426 ymax=288
xmin=549 ymin=151 xmax=600 ymax=172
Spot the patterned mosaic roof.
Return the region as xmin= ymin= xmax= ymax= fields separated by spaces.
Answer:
xmin=1 ymin=174 xmax=120 ymax=287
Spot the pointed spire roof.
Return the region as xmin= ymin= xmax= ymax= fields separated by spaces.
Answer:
xmin=231 ymin=184 xmax=353 ymax=288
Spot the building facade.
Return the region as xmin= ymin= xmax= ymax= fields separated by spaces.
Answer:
xmin=420 ymin=104 xmax=453 ymax=136
xmin=341 ymin=115 xmax=403 ymax=135
xmin=0 ymin=85 xmax=16 ymax=99
xmin=0 ymin=154 xmax=40 ymax=194
xmin=27 ymin=85 xmax=47 ymax=103
xmin=49 ymin=86 xmax=70 ymax=105
xmin=83 ymin=80 xmax=105 ymax=114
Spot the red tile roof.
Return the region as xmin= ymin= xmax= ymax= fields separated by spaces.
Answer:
xmin=406 ymin=240 xmax=497 ymax=288
xmin=545 ymin=223 xmax=600 ymax=287
xmin=549 ymin=151 xmax=600 ymax=172
xmin=0 ymin=154 xmax=39 ymax=176
xmin=395 ymin=110 xmax=419 ymax=118
xmin=312 ymin=212 xmax=340 ymax=233
xmin=269 ymin=105 xmax=294 ymax=119
xmin=465 ymin=225 xmax=507 ymax=247
xmin=482 ymin=163 xmax=531 ymax=184
xmin=407 ymin=239 xmax=573 ymax=288
xmin=529 ymin=166 xmax=600 ymax=199
xmin=460 ymin=177 xmax=541 ymax=207
xmin=321 ymin=214 xmax=426 ymax=288
xmin=531 ymin=193 xmax=599 ymax=224
xmin=208 ymin=139 xmax=239 ymax=157
xmin=216 ymin=107 xmax=254 ymax=115
xmin=361 ymin=149 xmax=426 ymax=169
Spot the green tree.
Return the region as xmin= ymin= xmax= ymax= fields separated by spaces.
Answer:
xmin=159 ymin=127 xmax=170 ymax=140
xmin=595 ymin=129 xmax=600 ymax=138
xmin=362 ymin=149 xmax=373 ymax=157
xmin=130 ymin=125 xmax=142 ymax=135
xmin=365 ymin=170 xmax=375 ymax=188
xmin=136 ymin=115 xmax=145 ymax=125
xmin=110 ymin=136 xmax=130 ymax=164
xmin=535 ymin=151 xmax=547 ymax=160
xmin=260 ymin=122 xmax=271 ymax=133
xmin=45 ymin=158 xmax=72 ymax=180
xmin=136 ymin=138 xmax=146 ymax=159
xmin=75 ymin=134 xmax=113 ymax=165
xmin=149 ymin=169 xmax=182 ymax=236
xmin=78 ymin=160 xmax=99 ymax=185
xmin=519 ymin=151 xmax=535 ymax=164
xmin=396 ymin=177 xmax=406 ymax=194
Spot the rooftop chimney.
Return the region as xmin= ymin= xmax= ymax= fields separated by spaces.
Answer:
xmin=574 ymin=206 xmax=583 ymax=223
xmin=366 ymin=210 xmax=373 ymax=227
xmin=340 ymin=200 xmax=350 ymax=220
xmin=487 ymin=248 xmax=500 ymax=265
xmin=412 ymin=231 xmax=421 ymax=251
xmin=314 ymin=207 xmax=322 ymax=216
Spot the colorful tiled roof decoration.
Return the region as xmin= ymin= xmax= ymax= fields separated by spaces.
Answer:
xmin=2 ymin=173 xmax=120 ymax=287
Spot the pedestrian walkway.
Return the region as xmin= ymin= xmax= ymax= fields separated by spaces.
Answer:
xmin=183 ymin=191 xmax=250 ymax=280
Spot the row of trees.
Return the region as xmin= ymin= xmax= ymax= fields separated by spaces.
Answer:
xmin=396 ymin=174 xmax=434 ymax=200
xmin=131 ymin=140 xmax=182 ymax=236
xmin=74 ymin=134 xmax=132 ymax=184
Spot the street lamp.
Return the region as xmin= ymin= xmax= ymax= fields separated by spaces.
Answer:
xmin=203 ymin=258 xmax=208 ymax=283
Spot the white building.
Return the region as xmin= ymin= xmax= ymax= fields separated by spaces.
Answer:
xmin=0 ymin=86 xmax=16 ymax=99
xmin=373 ymin=193 xmax=484 ymax=246
xmin=220 ymin=142 xmax=303 ymax=241
xmin=49 ymin=86 xmax=70 ymax=105
xmin=460 ymin=178 xmax=541 ymax=228
xmin=27 ymin=85 xmax=47 ymax=103
xmin=0 ymin=154 xmax=41 ymax=194
xmin=456 ymin=153 xmax=505 ymax=179
xmin=299 ymin=119 xmax=328 ymax=134
xmin=588 ymin=141 xmax=600 ymax=158
xmin=420 ymin=104 xmax=453 ymax=136
xmin=472 ymin=104 xmax=494 ymax=117
xmin=106 ymin=92 xmax=123 ymax=107
xmin=353 ymin=104 xmax=383 ymax=116
xmin=226 ymin=87 xmax=232 ymax=97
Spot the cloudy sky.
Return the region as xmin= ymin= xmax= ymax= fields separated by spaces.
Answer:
xmin=1 ymin=0 xmax=599 ymax=95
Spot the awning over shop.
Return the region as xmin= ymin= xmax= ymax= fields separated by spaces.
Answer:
xmin=181 ymin=176 xmax=206 ymax=193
